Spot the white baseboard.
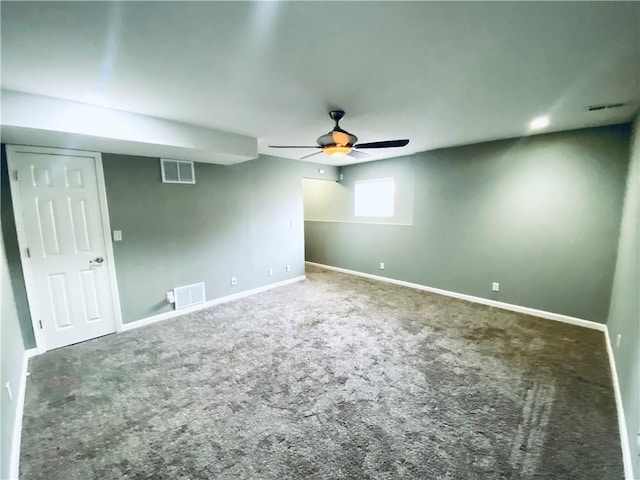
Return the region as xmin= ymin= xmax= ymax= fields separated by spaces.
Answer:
xmin=307 ymin=261 xmax=636 ymax=475
xmin=9 ymin=277 xmax=307 ymax=476
xmin=604 ymin=328 xmax=634 ymax=480
xmin=9 ymin=347 xmax=37 ymax=480
xmin=10 ymin=267 xmax=632 ymax=477
xmin=122 ymin=276 xmax=306 ymax=332
xmin=305 ymin=262 xmax=605 ymax=331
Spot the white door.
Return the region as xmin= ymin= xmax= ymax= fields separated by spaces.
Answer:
xmin=7 ymin=146 xmax=119 ymax=350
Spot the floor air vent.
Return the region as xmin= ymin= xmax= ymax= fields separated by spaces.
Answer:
xmin=174 ymin=282 xmax=206 ymax=310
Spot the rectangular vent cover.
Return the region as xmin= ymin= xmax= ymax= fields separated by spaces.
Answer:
xmin=174 ymin=282 xmax=206 ymax=310
xmin=161 ymin=159 xmax=195 ymax=184
xmin=585 ymin=102 xmax=628 ymax=112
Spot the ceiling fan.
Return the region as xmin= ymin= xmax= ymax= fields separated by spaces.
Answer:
xmin=268 ymin=110 xmax=409 ymax=160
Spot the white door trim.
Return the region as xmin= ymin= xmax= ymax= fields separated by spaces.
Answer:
xmin=6 ymin=144 xmax=123 ymax=353
xmin=94 ymin=152 xmax=124 ymax=335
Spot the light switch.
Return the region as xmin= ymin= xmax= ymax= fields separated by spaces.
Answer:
xmin=113 ymin=230 xmax=122 ymax=241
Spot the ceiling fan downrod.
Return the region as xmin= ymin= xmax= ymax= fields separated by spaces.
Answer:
xmin=329 ymin=110 xmax=346 ymax=127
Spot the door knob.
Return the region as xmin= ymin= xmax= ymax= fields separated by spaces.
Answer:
xmin=90 ymin=256 xmax=104 ymax=264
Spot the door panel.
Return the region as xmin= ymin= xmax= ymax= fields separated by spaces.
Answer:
xmin=35 ymin=198 xmax=61 ymax=256
xmin=79 ymin=268 xmax=101 ymax=321
xmin=9 ymin=149 xmax=117 ymax=350
xmin=69 ymin=198 xmax=92 ymax=252
xmin=47 ymin=272 xmax=72 ymax=329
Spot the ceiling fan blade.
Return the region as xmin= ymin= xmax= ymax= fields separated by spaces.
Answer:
xmin=347 ymin=150 xmax=370 ymax=160
xmin=268 ymin=145 xmax=320 ymax=149
xmin=299 ymin=151 xmax=324 ymax=160
xmin=354 ymin=139 xmax=409 ymax=149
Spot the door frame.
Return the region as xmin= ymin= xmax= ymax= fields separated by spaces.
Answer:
xmin=6 ymin=144 xmax=123 ymax=353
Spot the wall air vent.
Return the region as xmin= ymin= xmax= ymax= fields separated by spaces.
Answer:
xmin=161 ymin=159 xmax=195 ymax=184
xmin=173 ymin=282 xmax=206 ymax=310
xmin=585 ymin=102 xmax=629 ymax=112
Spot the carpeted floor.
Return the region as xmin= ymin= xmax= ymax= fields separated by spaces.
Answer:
xmin=20 ymin=266 xmax=623 ymax=479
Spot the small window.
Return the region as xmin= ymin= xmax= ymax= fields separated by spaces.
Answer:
xmin=354 ymin=178 xmax=395 ymax=217
xmin=161 ymin=159 xmax=195 ymax=184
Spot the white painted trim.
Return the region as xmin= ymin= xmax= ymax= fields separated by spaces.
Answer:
xmin=122 ymin=276 xmax=306 ymax=332
xmin=604 ymin=328 xmax=634 ymax=480
xmin=5 ymin=145 xmax=122 ymax=352
xmin=304 ymin=219 xmax=413 ymax=226
xmin=305 ymin=262 xmax=605 ymax=331
xmin=6 ymin=145 xmax=48 ymax=353
xmin=307 ymin=262 xmax=638 ymax=474
xmin=7 ymin=269 xmax=632 ymax=479
xmin=94 ymin=153 xmax=124 ymax=334
xmin=9 ymin=348 xmax=38 ymax=480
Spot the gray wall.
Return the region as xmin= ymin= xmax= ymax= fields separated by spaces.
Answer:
xmin=607 ymin=116 xmax=639 ymax=477
xmin=1 ymin=168 xmax=28 ymax=479
xmin=1 ymin=147 xmax=335 ymax=339
xmin=305 ymin=125 xmax=631 ymax=323
xmin=103 ymin=154 xmax=335 ymax=323
xmin=0 ymin=146 xmax=334 ymax=473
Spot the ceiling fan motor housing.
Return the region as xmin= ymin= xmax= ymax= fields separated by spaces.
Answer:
xmin=317 ymin=129 xmax=358 ymax=147
xmin=318 ymin=111 xmax=358 ymax=147
xmin=329 ymin=110 xmax=345 ymax=123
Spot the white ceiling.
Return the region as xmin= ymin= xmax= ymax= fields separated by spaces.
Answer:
xmin=1 ymin=1 xmax=639 ymax=165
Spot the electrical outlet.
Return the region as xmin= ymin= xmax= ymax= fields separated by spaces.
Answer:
xmin=166 ymin=291 xmax=175 ymax=303
xmin=318 ymin=168 xmax=325 ymax=175
xmin=268 ymin=268 xmax=274 ymax=276
xmin=492 ymin=282 xmax=500 ymax=292
xmin=616 ymin=334 xmax=621 ymax=348
xmin=113 ymin=230 xmax=122 ymax=241
xmin=339 ymin=173 xmax=344 ymax=181
xmin=286 ymin=265 xmax=291 ymax=272
xmin=231 ymin=277 xmax=237 ymax=286
xmin=5 ymin=382 xmax=12 ymax=402
xmin=380 ymin=262 xmax=385 ymax=270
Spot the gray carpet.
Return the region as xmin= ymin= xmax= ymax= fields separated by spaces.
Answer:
xmin=20 ymin=266 xmax=623 ymax=479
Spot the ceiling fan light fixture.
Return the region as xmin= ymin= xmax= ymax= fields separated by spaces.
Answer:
xmin=323 ymin=145 xmax=352 ymax=157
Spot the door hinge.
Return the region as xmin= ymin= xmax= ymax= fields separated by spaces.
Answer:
xmin=13 ymin=170 xmax=19 ymax=182
xmin=39 ymin=320 xmax=43 ymax=329
xmin=26 ymin=247 xmax=30 ymax=258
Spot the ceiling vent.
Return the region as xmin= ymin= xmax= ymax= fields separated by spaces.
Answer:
xmin=585 ymin=102 xmax=629 ymax=112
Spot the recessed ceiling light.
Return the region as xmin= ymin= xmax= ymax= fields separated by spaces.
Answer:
xmin=529 ymin=116 xmax=549 ymax=130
